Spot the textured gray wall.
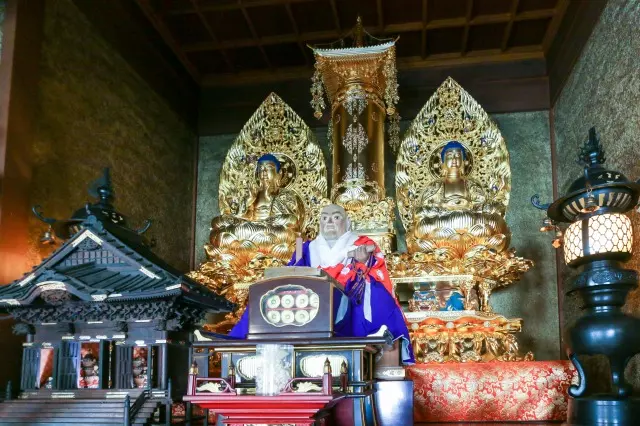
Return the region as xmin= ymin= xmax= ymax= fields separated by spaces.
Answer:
xmin=495 ymin=111 xmax=559 ymax=360
xmin=554 ymin=0 xmax=640 ymax=390
xmin=195 ymin=110 xmax=560 ymax=359
xmin=30 ymin=0 xmax=195 ymax=271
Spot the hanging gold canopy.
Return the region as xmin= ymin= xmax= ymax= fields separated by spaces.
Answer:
xmin=309 ymin=16 xmax=399 ymax=119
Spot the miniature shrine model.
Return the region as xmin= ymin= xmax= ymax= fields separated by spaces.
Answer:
xmin=0 ymin=171 xmax=233 ymax=425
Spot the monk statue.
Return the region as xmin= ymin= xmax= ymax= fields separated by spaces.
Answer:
xmin=230 ymin=203 xmax=415 ymax=365
xmin=207 ymin=153 xmax=305 ymax=262
xmin=410 ymin=140 xmax=509 ymax=254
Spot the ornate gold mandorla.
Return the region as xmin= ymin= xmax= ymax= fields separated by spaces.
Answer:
xmin=189 ymin=93 xmax=329 ymax=331
xmin=388 ymin=77 xmax=534 ymax=361
xmin=310 ymin=18 xmax=399 ymax=252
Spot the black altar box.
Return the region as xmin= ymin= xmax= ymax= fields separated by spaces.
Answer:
xmin=247 ymin=267 xmax=346 ymax=339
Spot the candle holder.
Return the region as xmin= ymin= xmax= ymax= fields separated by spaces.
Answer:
xmin=536 ymin=127 xmax=640 ymax=424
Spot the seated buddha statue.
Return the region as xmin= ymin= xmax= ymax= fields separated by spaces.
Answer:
xmin=207 ymin=154 xmax=305 ymax=261
xmin=410 ymin=141 xmax=509 ymax=254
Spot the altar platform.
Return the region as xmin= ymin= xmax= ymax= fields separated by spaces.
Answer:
xmin=173 ymin=360 xmax=575 ymax=424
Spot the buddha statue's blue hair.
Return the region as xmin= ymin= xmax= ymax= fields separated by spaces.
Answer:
xmin=257 ymin=153 xmax=281 ymax=172
xmin=440 ymin=141 xmax=467 ymax=162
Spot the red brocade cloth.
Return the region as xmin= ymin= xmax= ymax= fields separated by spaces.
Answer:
xmin=407 ymin=361 xmax=577 ymax=422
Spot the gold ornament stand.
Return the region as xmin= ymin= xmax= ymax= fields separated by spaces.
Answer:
xmin=405 ymin=310 xmax=533 ymax=363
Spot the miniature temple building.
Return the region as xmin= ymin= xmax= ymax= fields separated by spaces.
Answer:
xmin=0 ymin=170 xmax=232 ymax=424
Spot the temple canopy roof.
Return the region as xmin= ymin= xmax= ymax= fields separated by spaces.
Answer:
xmin=0 ymin=169 xmax=233 ymax=315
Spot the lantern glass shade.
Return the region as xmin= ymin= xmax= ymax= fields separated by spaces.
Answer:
xmin=563 ymin=213 xmax=633 ymax=265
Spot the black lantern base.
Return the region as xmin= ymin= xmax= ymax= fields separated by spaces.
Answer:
xmin=567 ymin=396 xmax=640 ymax=425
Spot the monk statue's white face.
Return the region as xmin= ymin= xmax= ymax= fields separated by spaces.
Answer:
xmin=320 ymin=204 xmax=348 ymax=241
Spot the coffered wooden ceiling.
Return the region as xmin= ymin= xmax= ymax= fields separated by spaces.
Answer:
xmin=137 ymin=0 xmax=570 ymax=87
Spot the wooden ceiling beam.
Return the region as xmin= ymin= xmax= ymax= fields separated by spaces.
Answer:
xmin=164 ymin=0 xmax=317 ymax=15
xmin=285 ymin=1 xmax=311 ymax=67
xmin=181 ymin=9 xmax=553 ymax=56
xmin=200 ymin=49 xmax=545 ymax=87
xmin=189 ymin=0 xmax=234 ymax=72
xmin=461 ymin=0 xmax=474 ymax=54
xmin=135 ymin=0 xmax=201 ymax=83
xmin=501 ymin=0 xmax=519 ymax=51
xmin=543 ymin=0 xmax=570 ymax=53
xmin=182 ymin=9 xmax=559 ymax=53
xmin=514 ymin=8 xmax=556 ymax=21
xmin=421 ymin=0 xmax=428 ymax=59
xmin=238 ymin=0 xmax=273 ymax=69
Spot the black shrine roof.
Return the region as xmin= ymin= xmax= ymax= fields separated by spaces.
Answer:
xmin=0 ymin=216 xmax=233 ymax=313
xmin=0 ymin=169 xmax=233 ymax=314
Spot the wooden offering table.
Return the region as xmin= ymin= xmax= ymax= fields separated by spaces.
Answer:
xmin=184 ymin=267 xmax=410 ymax=426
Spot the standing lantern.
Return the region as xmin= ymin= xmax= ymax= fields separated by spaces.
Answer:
xmin=540 ymin=127 xmax=640 ymax=424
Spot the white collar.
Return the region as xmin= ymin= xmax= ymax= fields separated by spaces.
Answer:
xmin=309 ymin=231 xmax=359 ymax=268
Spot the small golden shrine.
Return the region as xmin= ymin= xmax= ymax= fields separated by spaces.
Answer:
xmin=309 ymin=17 xmax=399 ymax=252
xmin=189 ymin=93 xmax=329 ymax=331
xmin=388 ymin=77 xmax=534 ymax=362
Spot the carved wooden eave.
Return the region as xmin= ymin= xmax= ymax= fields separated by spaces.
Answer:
xmin=0 ymin=216 xmax=234 ymax=323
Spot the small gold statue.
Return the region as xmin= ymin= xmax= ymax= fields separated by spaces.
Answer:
xmin=208 ymin=153 xmax=305 ymax=262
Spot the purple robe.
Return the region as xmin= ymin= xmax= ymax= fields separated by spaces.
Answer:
xmin=229 ymin=240 xmax=415 ymax=364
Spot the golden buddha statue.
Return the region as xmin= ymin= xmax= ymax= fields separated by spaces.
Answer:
xmin=207 ymin=153 xmax=304 ymax=261
xmin=190 ymin=93 xmax=328 ymax=330
xmin=410 ymin=140 xmax=510 ymax=255
xmin=389 ymin=77 xmax=533 ymax=362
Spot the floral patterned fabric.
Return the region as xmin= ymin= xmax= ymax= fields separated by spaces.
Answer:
xmin=407 ymin=360 xmax=577 ymax=422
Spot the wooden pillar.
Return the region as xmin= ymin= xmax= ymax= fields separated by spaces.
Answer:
xmin=146 ymin=344 xmax=152 ymax=390
xmin=0 ymin=0 xmax=45 ymax=283
xmin=0 ymin=0 xmax=45 ymax=393
xmin=160 ymin=343 xmax=168 ymax=390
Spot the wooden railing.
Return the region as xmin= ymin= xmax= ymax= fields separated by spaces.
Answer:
xmin=123 ymin=389 xmax=150 ymax=426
